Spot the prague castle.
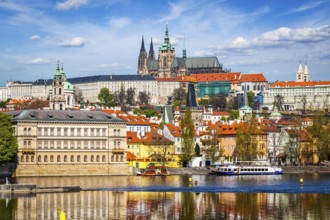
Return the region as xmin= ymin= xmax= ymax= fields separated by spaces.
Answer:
xmin=137 ymin=25 xmax=226 ymax=78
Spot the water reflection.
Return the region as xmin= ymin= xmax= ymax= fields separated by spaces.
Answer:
xmin=1 ymin=191 xmax=330 ymax=220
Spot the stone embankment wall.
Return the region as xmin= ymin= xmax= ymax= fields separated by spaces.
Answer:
xmin=169 ymin=167 xmax=210 ymax=175
xmin=282 ymin=165 xmax=330 ymax=174
xmin=15 ymin=164 xmax=130 ymax=177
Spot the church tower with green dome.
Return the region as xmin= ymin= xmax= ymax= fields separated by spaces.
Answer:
xmin=50 ymin=62 xmax=75 ymax=110
xmin=158 ymin=24 xmax=176 ymax=78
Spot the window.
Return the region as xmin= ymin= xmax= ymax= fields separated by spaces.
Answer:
xmin=38 ymin=128 xmax=42 ymax=136
xmin=96 ymin=155 xmax=100 ymax=162
xmin=111 ymin=155 xmax=114 ymax=162
xmin=71 ymin=155 xmax=74 ymax=162
xmin=64 ymin=128 xmax=68 ymax=136
xmin=50 ymin=128 xmax=54 ymax=136
xmin=44 ymin=155 xmax=48 ymax=162
xmin=57 ymin=128 xmax=61 ymax=136
xmin=120 ymin=155 xmax=123 ymax=162
xmin=57 ymin=155 xmax=61 ymax=162
xmin=31 ymin=156 xmax=34 ymax=162
xmin=71 ymin=128 xmax=75 ymax=136
xmin=24 ymin=141 xmax=27 ymax=148
xmin=57 ymin=141 xmax=61 ymax=148
xmin=50 ymin=155 xmax=54 ymax=162
xmin=77 ymin=128 xmax=81 ymax=136
xmin=44 ymin=128 xmax=48 ymax=136
xmin=84 ymin=155 xmax=87 ymax=162
xmin=24 ymin=128 xmax=27 ymax=135
xmin=96 ymin=141 xmax=100 ymax=149
xmin=114 ymin=129 xmax=117 ymax=136
xmin=91 ymin=142 xmax=94 ymax=149
xmin=84 ymin=141 xmax=88 ymax=149
xmin=102 ymin=142 xmax=106 ymax=149
xmin=77 ymin=155 xmax=80 ymax=162
xmin=77 ymin=141 xmax=81 ymax=149
xmin=44 ymin=141 xmax=48 ymax=148
xmin=102 ymin=155 xmax=106 ymax=162
xmin=70 ymin=141 xmax=75 ymax=149
xmin=21 ymin=155 xmax=24 ymax=162
xmin=116 ymin=155 xmax=119 ymax=162
xmin=91 ymin=155 xmax=94 ymax=162
xmin=90 ymin=128 xmax=94 ymax=136
xmin=38 ymin=155 xmax=41 ymax=162
xmin=118 ymin=129 xmax=120 ymax=136
xmin=64 ymin=141 xmax=68 ymax=149
xmin=28 ymin=128 xmax=31 ymax=135
xmin=64 ymin=155 xmax=67 ymax=162
xmin=84 ymin=128 xmax=88 ymax=136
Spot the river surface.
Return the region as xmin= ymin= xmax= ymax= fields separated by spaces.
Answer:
xmin=1 ymin=174 xmax=330 ymax=219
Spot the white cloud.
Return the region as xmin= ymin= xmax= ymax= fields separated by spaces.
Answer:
xmin=281 ymin=1 xmax=323 ymax=15
xmin=56 ymin=0 xmax=89 ymax=10
xmin=57 ymin=37 xmax=87 ymax=47
xmin=108 ymin=17 xmax=131 ymax=28
xmin=29 ymin=35 xmax=40 ymax=40
xmin=25 ymin=58 xmax=51 ymax=65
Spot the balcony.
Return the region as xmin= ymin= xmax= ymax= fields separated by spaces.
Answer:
xmin=112 ymin=148 xmax=125 ymax=154
xmin=21 ymin=148 xmax=35 ymax=154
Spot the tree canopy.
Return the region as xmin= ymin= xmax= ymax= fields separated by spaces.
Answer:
xmin=0 ymin=112 xmax=17 ymax=166
xmin=98 ymin=88 xmax=114 ymax=107
xmin=179 ymin=108 xmax=195 ymax=167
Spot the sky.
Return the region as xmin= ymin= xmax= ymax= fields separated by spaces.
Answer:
xmin=0 ymin=0 xmax=330 ymax=85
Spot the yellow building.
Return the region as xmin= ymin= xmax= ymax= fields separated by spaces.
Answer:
xmin=8 ymin=109 xmax=129 ymax=176
xmin=126 ymin=130 xmax=179 ymax=169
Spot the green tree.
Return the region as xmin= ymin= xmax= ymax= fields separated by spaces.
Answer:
xmin=247 ymin=91 xmax=254 ymax=108
xmin=172 ymin=88 xmax=186 ymax=103
xmin=138 ymin=91 xmax=150 ymax=105
xmin=229 ymin=110 xmax=239 ymax=120
xmin=118 ymin=83 xmax=126 ymax=104
xmin=204 ymin=127 xmax=223 ymax=163
xmin=126 ymin=87 xmax=136 ymax=106
xmin=180 ymin=109 xmax=195 ymax=167
xmin=198 ymin=98 xmax=209 ymax=108
xmin=235 ymin=117 xmax=259 ymax=161
xmin=209 ymin=93 xmax=227 ymax=110
xmin=98 ymin=88 xmax=114 ymax=107
xmin=273 ymin=94 xmax=284 ymax=111
xmin=195 ymin=143 xmax=201 ymax=156
xmin=306 ymin=112 xmax=330 ymax=165
xmin=0 ymin=112 xmax=18 ymax=166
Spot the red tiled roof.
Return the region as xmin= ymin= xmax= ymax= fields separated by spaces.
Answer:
xmin=117 ymin=115 xmax=151 ymax=125
xmin=165 ymin=123 xmax=182 ymax=137
xmin=212 ymin=111 xmax=230 ymax=116
xmin=126 ymin=151 xmax=136 ymax=160
xmin=240 ymin=73 xmax=267 ymax=82
xmin=191 ymin=72 xmax=241 ymax=82
xmin=270 ymin=81 xmax=330 ymax=88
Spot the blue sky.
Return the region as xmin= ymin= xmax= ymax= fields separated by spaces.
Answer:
xmin=0 ymin=0 xmax=330 ymax=85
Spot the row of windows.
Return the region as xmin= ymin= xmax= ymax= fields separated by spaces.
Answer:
xmin=24 ymin=127 xmax=123 ymax=137
xmin=20 ymin=154 xmax=125 ymax=163
xmin=36 ymin=140 xmax=122 ymax=149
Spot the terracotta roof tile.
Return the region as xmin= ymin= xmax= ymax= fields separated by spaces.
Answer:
xmin=270 ymin=81 xmax=330 ymax=88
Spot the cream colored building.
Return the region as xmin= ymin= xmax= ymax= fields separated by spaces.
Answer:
xmin=9 ymin=109 xmax=129 ymax=177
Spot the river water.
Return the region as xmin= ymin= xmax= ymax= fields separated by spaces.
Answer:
xmin=1 ymin=174 xmax=330 ymax=219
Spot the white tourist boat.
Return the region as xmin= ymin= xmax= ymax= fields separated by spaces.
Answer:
xmin=211 ymin=161 xmax=283 ymax=175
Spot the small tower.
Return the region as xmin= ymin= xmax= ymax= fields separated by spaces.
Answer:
xmin=296 ymin=61 xmax=304 ymax=82
xmin=303 ymin=62 xmax=309 ymax=82
xmin=148 ymin=38 xmax=155 ymax=61
xmin=50 ymin=61 xmax=66 ymax=110
xmin=138 ymin=36 xmax=148 ymax=75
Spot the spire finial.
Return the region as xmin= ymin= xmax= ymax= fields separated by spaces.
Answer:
xmin=57 ymin=60 xmax=60 ymax=70
xmin=140 ymin=35 xmax=146 ymax=52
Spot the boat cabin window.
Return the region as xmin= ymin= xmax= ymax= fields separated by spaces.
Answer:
xmin=234 ymin=169 xmax=237 ymax=171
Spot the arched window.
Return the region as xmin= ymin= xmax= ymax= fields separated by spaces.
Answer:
xmin=120 ymin=155 xmax=123 ymax=162
xmin=84 ymin=155 xmax=87 ymax=162
xmin=96 ymin=155 xmax=100 ymax=162
xmin=21 ymin=155 xmax=24 ymax=162
xmin=28 ymin=128 xmax=31 ymax=135
xmin=242 ymin=85 xmax=245 ymax=91
xmin=91 ymin=155 xmax=94 ymax=162
xmin=71 ymin=155 xmax=74 ymax=162
xmin=26 ymin=155 xmax=29 ymax=162
xmin=118 ymin=129 xmax=120 ymax=136
xmin=114 ymin=129 xmax=117 ymax=136
xmin=57 ymin=155 xmax=61 ymax=162
xmin=24 ymin=141 xmax=27 ymax=148
xmin=67 ymin=96 xmax=70 ymax=105
xmin=38 ymin=155 xmax=41 ymax=162
xmin=77 ymin=155 xmax=80 ymax=162
xmin=111 ymin=155 xmax=114 ymax=162
xmin=28 ymin=141 xmax=31 ymax=148
xmin=253 ymin=85 xmax=256 ymax=90
xmin=59 ymin=88 xmax=62 ymax=95
xmin=50 ymin=155 xmax=54 ymax=162
xmin=31 ymin=156 xmax=34 ymax=162
xmin=24 ymin=128 xmax=27 ymax=135
xmin=116 ymin=155 xmax=119 ymax=162
xmin=102 ymin=155 xmax=106 ymax=162
xmin=247 ymin=85 xmax=250 ymax=91
xmin=60 ymin=104 xmax=63 ymax=110
xmin=54 ymin=88 xmax=56 ymax=95
xmin=257 ymin=85 xmax=260 ymax=91
xmin=44 ymin=155 xmax=48 ymax=162
xmin=64 ymin=155 xmax=67 ymax=162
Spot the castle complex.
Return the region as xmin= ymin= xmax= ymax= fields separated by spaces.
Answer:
xmin=137 ymin=25 xmax=225 ymax=78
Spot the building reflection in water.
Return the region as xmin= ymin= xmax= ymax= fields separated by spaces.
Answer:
xmin=1 ymin=191 xmax=330 ymax=219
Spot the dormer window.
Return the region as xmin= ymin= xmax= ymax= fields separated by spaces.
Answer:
xmin=48 ymin=114 xmax=54 ymax=119
xmin=88 ymin=114 xmax=93 ymax=119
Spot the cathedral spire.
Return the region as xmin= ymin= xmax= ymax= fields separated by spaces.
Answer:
xmin=140 ymin=36 xmax=146 ymax=52
xmin=182 ymin=35 xmax=187 ymax=59
xmin=304 ymin=62 xmax=309 ymax=75
xmin=148 ymin=37 xmax=155 ymax=60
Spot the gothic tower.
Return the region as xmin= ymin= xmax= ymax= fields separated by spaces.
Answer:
xmin=158 ymin=24 xmax=175 ymax=78
xmin=137 ymin=36 xmax=148 ymax=75
xmin=296 ymin=61 xmax=310 ymax=82
xmin=303 ymin=62 xmax=309 ymax=82
xmin=50 ymin=61 xmax=66 ymax=110
xmin=148 ymin=38 xmax=155 ymax=60
xmin=296 ymin=61 xmax=304 ymax=82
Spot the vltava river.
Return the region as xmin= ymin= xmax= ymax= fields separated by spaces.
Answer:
xmin=1 ymin=174 xmax=330 ymax=219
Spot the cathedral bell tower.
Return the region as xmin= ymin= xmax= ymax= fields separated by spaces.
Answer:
xmin=296 ymin=61 xmax=309 ymax=82
xmin=158 ymin=24 xmax=175 ymax=78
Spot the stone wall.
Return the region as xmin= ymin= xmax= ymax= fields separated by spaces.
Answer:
xmin=15 ymin=163 xmax=131 ymax=177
